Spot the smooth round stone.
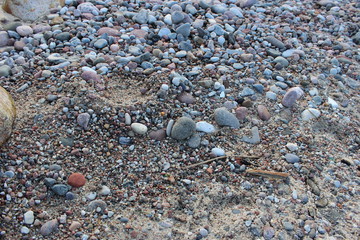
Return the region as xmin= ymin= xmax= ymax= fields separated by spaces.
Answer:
xmin=171 ymin=11 xmax=184 ymax=24
xmin=0 ymin=31 xmax=9 ymax=47
xmin=240 ymin=87 xmax=255 ymax=97
xmin=263 ymin=226 xmax=275 ymax=240
xmin=16 ymin=25 xmax=33 ymax=36
xmin=257 ymin=105 xmax=271 ymax=121
xmin=131 ymin=123 xmax=148 ymax=135
xmin=21 ymin=226 xmax=30 ymax=234
xmin=196 ymin=121 xmax=216 ymax=133
xmin=282 ymin=87 xmax=304 ymax=107
xmin=94 ymin=39 xmax=108 ymax=49
xmin=158 ymin=28 xmax=171 ymax=37
xmin=199 ymin=228 xmax=209 ymax=237
xmin=283 ymin=221 xmax=294 ymax=231
xmin=24 ymin=211 xmax=34 ymax=225
xmin=274 ymin=56 xmax=289 ymax=67
xmin=211 ymin=148 xmax=225 ymax=157
xmin=175 ymin=50 xmax=187 ymax=58
xmin=4 ymin=171 xmax=15 ymax=178
xmin=285 ymin=153 xmax=300 ymax=163
xmin=65 ymin=192 xmax=75 ymax=200
xmin=171 ymin=117 xmax=196 ymax=140
xmin=286 ymin=143 xmax=298 ymax=151
xmin=86 ymin=200 xmax=107 ymax=212
xmin=40 ymin=219 xmax=59 ymax=236
xmin=0 ymin=65 xmax=11 ymax=77
xmin=77 ymin=113 xmax=90 ymax=129
xmin=301 ymin=108 xmax=321 ymax=121
xmin=0 ymin=86 xmax=16 ymax=146
xmin=176 ymin=23 xmax=191 ymax=37
xmin=214 ymin=107 xmax=240 ymax=129
xmin=188 ymin=134 xmax=201 ymax=148
xmin=235 ymin=107 xmax=248 ymax=121
xmin=266 ymin=91 xmax=277 ymax=100
xmin=177 ymin=92 xmax=195 ymax=104
xmin=68 ymin=173 xmax=86 ymax=188
xmin=149 ymin=129 xmax=166 ymax=141
xmin=99 ymin=186 xmax=111 ymax=195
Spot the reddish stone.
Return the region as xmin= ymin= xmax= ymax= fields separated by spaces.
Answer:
xmin=257 ymin=105 xmax=271 ymax=121
xmin=130 ymin=29 xmax=148 ymax=39
xmin=149 ymin=129 xmax=166 ymax=141
xmin=68 ymin=173 xmax=86 ymax=188
xmin=235 ymin=107 xmax=248 ymax=121
xmin=81 ymin=71 xmax=101 ymax=83
xmin=97 ymin=27 xmax=120 ymax=36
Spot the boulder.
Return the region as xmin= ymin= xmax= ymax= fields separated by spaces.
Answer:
xmin=0 ymin=86 xmax=16 ymax=146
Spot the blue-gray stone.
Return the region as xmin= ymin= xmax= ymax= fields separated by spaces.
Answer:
xmin=240 ymin=87 xmax=255 ymax=97
xmin=44 ymin=178 xmax=56 ymax=187
xmin=171 ymin=117 xmax=196 ymax=140
xmin=51 ymin=184 xmax=70 ymax=196
xmin=178 ymin=40 xmax=192 ymax=51
xmin=171 ymin=11 xmax=184 ymax=24
xmin=176 ymin=23 xmax=191 ymax=37
xmin=94 ymin=39 xmax=108 ymax=49
xmin=253 ymin=84 xmax=264 ymax=93
xmin=214 ymin=107 xmax=240 ymax=129
xmin=285 ymin=153 xmax=300 ymax=163
xmin=158 ymin=28 xmax=171 ymax=37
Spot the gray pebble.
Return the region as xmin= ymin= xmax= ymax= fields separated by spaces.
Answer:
xmin=285 ymin=153 xmax=300 ymax=163
xmin=188 ymin=134 xmax=201 ymax=148
xmin=171 ymin=117 xmax=196 ymax=140
xmin=51 ymin=184 xmax=70 ymax=196
xmin=214 ymin=107 xmax=240 ymax=129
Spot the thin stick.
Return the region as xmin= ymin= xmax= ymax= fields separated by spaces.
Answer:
xmin=246 ymin=169 xmax=289 ymax=179
xmin=184 ymin=155 xmax=261 ymax=169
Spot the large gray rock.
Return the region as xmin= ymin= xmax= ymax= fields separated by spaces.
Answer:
xmin=3 ymin=0 xmax=62 ymax=21
xmin=0 ymin=86 xmax=16 ymax=146
xmin=171 ymin=117 xmax=196 ymax=140
xmin=214 ymin=107 xmax=240 ymax=128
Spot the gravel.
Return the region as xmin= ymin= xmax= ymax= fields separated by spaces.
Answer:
xmin=0 ymin=0 xmax=359 ymax=239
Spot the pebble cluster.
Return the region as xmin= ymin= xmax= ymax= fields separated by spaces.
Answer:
xmin=0 ymin=0 xmax=359 ymax=239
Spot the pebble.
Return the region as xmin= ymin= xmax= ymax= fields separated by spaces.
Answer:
xmin=301 ymin=108 xmax=321 ymax=121
xmin=51 ymin=184 xmax=70 ymax=196
xmin=87 ymin=200 xmax=107 ymax=212
xmin=214 ymin=107 xmax=240 ymax=129
xmin=328 ymin=97 xmax=339 ymax=109
xmin=24 ymin=211 xmax=34 ymax=225
xmin=0 ymin=65 xmax=11 ymax=77
xmin=265 ymin=36 xmax=285 ymax=49
xmin=94 ymin=39 xmax=108 ymax=49
xmin=263 ymin=226 xmax=275 ymax=240
xmin=242 ymin=127 xmax=261 ymax=144
xmin=149 ymin=129 xmax=166 ymax=141
xmin=188 ymin=134 xmax=201 ymax=148
xmin=20 ymin=226 xmax=30 ymax=234
xmin=211 ymin=148 xmax=225 ymax=157
xmin=68 ymin=173 xmax=86 ymax=188
xmin=77 ymin=113 xmax=90 ymax=129
xmin=196 ymin=121 xmax=216 ymax=133
xmin=199 ymin=228 xmax=209 ymax=237
xmin=176 ymin=23 xmax=191 ymax=37
xmin=257 ymin=105 xmax=271 ymax=121
xmin=16 ymin=26 xmax=33 ymax=36
xmin=131 ymin=123 xmax=148 ymax=135
xmin=99 ymin=186 xmax=111 ymax=195
xmin=177 ymin=92 xmax=195 ymax=104
xmin=285 ymin=153 xmax=300 ymax=163
xmin=0 ymin=31 xmax=9 ymax=47
xmin=282 ymin=87 xmax=303 ymax=107
xmin=286 ymin=143 xmax=298 ymax=151
xmin=69 ymin=221 xmax=81 ymax=231
xmin=171 ymin=117 xmax=196 ymax=140
xmin=235 ymin=107 xmax=248 ymax=121
xmin=40 ymin=219 xmax=59 ymax=236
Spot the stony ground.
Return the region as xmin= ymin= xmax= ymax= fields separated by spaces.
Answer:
xmin=0 ymin=0 xmax=359 ymax=239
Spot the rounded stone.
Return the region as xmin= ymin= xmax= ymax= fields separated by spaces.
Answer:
xmin=77 ymin=113 xmax=90 ymax=129
xmin=40 ymin=219 xmax=59 ymax=236
xmin=131 ymin=123 xmax=148 ymax=135
xmin=235 ymin=107 xmax=248 ymax=121
xmin=68 ymin=173 xmax=86 ymax=188
xmin=257 ymin=105 xmax=271 ymax=121
xmin=171 ymin=117 xmax=196 ymax=140
xmin=214 ymin=107 xmax=240 ymax=129
xmin=16 ymin=25 xmax=33 ymax=36
xmin=24 ymin=211 xmax=34 ymax=225
xmin=177 ymin=92 xmax=195 ymax=104
xmin=211 ymin=148 xmax=226 ymax=157
xmin=196 ymin=121 xmax=216 ymax=133
xmin=0 ymin=86 xmax=16 ymax=146
xmin=149 ymin=129 xmax=166 ymax=141
xmin=51 ymin=184 xmax=70 ymax=196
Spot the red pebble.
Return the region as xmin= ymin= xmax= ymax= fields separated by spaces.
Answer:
xmin=68 ymin=173 xmax=86 ymax=188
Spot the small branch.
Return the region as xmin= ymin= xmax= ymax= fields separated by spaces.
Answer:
xmin=183 ymin=155 xmax=261 ymax=169
xmin=245 ymin=169 xmax=289 ymax=179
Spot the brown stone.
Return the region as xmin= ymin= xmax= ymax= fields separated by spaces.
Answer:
xmin=149 ymin=129 xmax=166 ymax=141
xmin=68 ymin=173 xmax=86 ymax=188
xmin=0 ymin=86 xmax=16 ymax=146
xmin=177 ymin=92 xmax=195 ymax=104
xmin=257 ymin=105 xmax=271 ymax=121
xmin=235 ymin=107 xmax=248 ymax=121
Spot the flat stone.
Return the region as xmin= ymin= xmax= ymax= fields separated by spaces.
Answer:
xmin=265 ymin=36 xmax=285 ymax=49
xmin=196 ymin=121 xmax=216 ymax=133
xmin=214 ymin=107 xmax=240 ymax=129
xmin=282 ymin=87 xmax=304 ymax=107
xmin=171 ymin=117 xmax=196 ymax=140
xmin=211 ymin=147 xmax=225 ymax=156
xmin=242 ymin=127 xmax=260 ymax=144
xmin=176 ymin=23 xmax=191 ymax=37
xmin=94 ymin=39 xmax=108 ymax=49
xmin=97 ymin=27 xmax=120 ymax=36
xmin=301 ymin=108 xmax=321 ymax=121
